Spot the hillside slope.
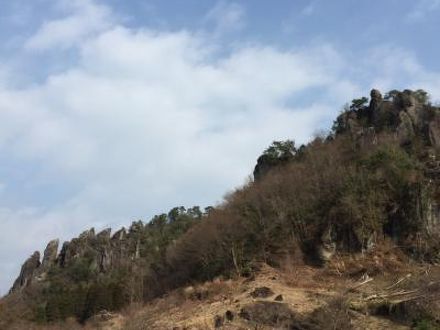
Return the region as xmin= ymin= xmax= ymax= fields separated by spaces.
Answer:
xmin=121 ymin=255 xmax=440 ymax=330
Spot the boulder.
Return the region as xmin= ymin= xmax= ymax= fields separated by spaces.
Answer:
xmin=250 ymin=286 xmax=274 ymax=298
xmin=239 ymin=301 xmax=299 ymax=327
xmin=274 ymin=294 xmax=283 ymax=301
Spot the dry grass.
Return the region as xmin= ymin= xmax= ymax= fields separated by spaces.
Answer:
xmin=2 ymin=253 xmax=438 ymax=330
xmin=120 ymin=251 xmax=436 ymax=330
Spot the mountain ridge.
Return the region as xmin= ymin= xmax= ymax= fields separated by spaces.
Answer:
xmin=2 ymin=88 xmax=440 ymax=329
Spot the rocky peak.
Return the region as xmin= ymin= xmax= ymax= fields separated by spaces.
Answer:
xmin=369 ymin=88 xmax=382 ymax=109
xmin=97 ymin=228 xmax=111 ymax=241
xmin=79 ymin=228 xmax=95 ymax=240
xmin=112 ymin=227 xmax=126 ymax=241
xmin=8 ymin=224 xmax=147 ymax=293
xmin=42 ymin=239 xmax=59 ymax=268
xmin=334 ymin=89 xmax=439 ymax=145
xmin=395 ymin=89 xmax=417 ymax=110
xmin=10 ymin=251 xmax=40 ymax=293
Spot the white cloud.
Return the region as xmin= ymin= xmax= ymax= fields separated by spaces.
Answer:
xmin=0 ymin=20 xmax=357 ymax=293
xmin=406 ymin=0 xmax=440 ymax=22
xmin=2 ymin=1 xmax=440 ymax=297
xmin=204 ymin=1 xmax=246 ymax=34
xmin=25 ymin=0 xmax=114 ymax=51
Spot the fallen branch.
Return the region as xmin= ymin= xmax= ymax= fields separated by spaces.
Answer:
xmin=385 ymin=274 xmax=411 ymax=290
xmin=387 ymin=289 xmax=418 ymax=297
xmin=349 ymin=277 xmax=373 ymax=291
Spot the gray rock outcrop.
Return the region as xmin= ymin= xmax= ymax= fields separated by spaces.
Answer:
xmin=397 ymin=110 xmax=415 ymax=145
xmin=42 ymin=239 xmax=59 ymax=268
xmin=369 ymin=88 xmax=383 ymax=122
xmin=9 ymin=222 xmax=152 ymax=293
xmin=10 ymin=251 xmax=40 ymax=293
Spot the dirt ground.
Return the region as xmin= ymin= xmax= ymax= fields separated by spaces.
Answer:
xmin=4 ymin=246 xmax=438 ymax=330
xmin=114 ymin=247 xmax=439 ymax=330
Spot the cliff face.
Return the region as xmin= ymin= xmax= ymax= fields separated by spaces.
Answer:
xmin=251 ymin=89 xmax=440 ymax=263
xmin=10 ymin=239 xmax=61 ymax=293
xmin=10 ymin=251 xmax=40 ymax=293
xmin=335 ymin=89 xmax=440 ymax=243
xmin=335 ymin=89 xmax=440 ymax=149
xmin=254 ymin=90 xmax=440 ymax=182
xmin=9 ymin=223 xmax=148 ymax=294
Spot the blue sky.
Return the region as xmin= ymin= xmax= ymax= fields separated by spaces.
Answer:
xmin=0 ymin=0 xmax=439 ymax=295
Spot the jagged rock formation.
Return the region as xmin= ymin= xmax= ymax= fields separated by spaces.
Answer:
xmin=9 ymin=223 xmax=149 ymax=294
xmin=7 ymin=204 xmax=204 ymax=304
xmin=253 ymin=89 xmax=440 ymax=182
xmin=10 ymin=251 xmax=40 ymax=293
xmin=335 ymin=89 xmax=439 ymax=144
xmin=368 ymin=88 xmax=382 ymax=123
xmin=252 ymin=89 xmax=440 ymax=260
xmin=42 ymin=239 xmax=59 ymax=268
xmin=263 ymin=89 xmax=440 ymax=182
xmin=10 ymin=238 xmax=61 ymax=293
xmin=332 ymin=89 xmax=440 ymax=250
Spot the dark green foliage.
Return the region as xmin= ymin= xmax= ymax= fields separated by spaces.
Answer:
xmin=67 ymin=259 xmax=94 ymax=282
xmin=33 ymin=303 xmax=47 ymax=323
xmin=350 ymin=97 xmax=368 ymax=111
xmin=331 ymin=97 xmax=370 ymax=135
xmin=329 ymin=145 xmax=422 ymax=248
xmin=80 ymin=280 xmax=125 ymax=322
xmin=414 ymin=319 xmax=440 ymax=330
xmin=253 ymin=140 xmax=297 ymax=180
xmin=384 ymin=89 xmax=429 ymax=105
xmin=414 ymin=89 xmax=429 ymax=105
xmin=332 ymin=110 xmax=350 ymax=134
xmin=262 ymin=140 xmax=296 ymax=159
xmin=384 ymin=89 xmax=400 ymax=101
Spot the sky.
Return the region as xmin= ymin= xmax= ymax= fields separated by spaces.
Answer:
xmin=0 ymin=0 xmax=440 ymax=295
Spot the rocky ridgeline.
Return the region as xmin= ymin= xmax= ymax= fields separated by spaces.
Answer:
xmin=338 ymin=89 xmax=440 ymax=148
xmin=253 ymin=89 xmax=440 ymax=259
xmin=254 ymin=89 xmax=440 ymax=180
xmin=9 ymin=89 xmax=440 ymax=296
xmin=10 ymin=222 xmax=145 ymax=293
